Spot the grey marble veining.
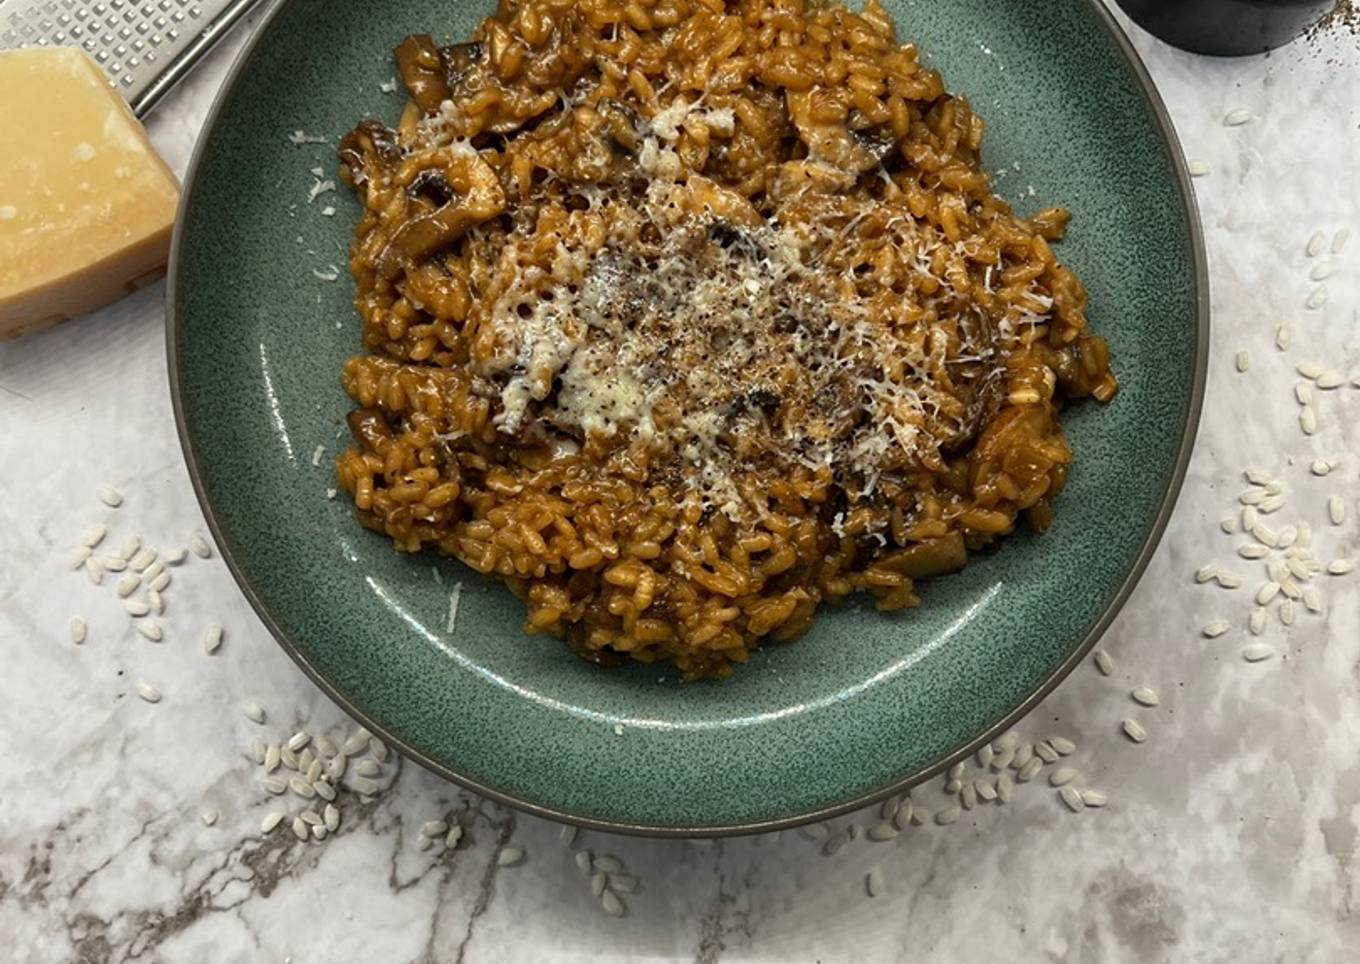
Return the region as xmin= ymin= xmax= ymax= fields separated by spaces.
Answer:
xmin=1 ymin=5 xmax=1359 ymax=962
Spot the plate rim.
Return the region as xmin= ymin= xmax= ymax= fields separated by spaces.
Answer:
xmin=165 ymin=0 xmax=1210 ymax=837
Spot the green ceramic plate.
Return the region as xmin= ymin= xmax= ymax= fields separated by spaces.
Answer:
xmin=169 ymin=0 xmax=1206 ymax=834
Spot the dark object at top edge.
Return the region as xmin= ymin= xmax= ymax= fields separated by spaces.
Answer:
xmin=1116 ymin=0 xmax=1333 ymax=56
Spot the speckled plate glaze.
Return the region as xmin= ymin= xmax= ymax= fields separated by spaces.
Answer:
xmin=168 ymin=0 xmax=1206 ymax=834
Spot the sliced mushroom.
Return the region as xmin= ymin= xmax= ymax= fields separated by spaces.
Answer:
xmin=375 ymin=147 xmax=507 ymax=277
xmin=439 ymin=41 xmax=483 ymax=88
xmin=395 ymin=35 xmax=452 ymax=114
xmin=338 ymin=120 xmax=401 ymax=187
xmin=347 ymin=407 xmax=393 ymax=455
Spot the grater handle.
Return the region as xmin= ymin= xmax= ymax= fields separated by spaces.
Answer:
xmin=0 ymin=0 xmax=268 ymax=119
xmin=129 ymin=0 xmax=262 ymax=117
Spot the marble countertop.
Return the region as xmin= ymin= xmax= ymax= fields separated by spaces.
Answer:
xmin=2 ymin=5 xmax=1358 ymax=962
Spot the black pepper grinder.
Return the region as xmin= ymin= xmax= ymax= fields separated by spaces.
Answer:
xmin=1115 ymin=0 xmax=1335 ymax=55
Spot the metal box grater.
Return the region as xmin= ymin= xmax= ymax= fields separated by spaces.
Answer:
xmin=0 ymin=0 xmax=266 ymax=117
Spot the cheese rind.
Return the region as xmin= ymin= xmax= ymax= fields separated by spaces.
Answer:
xmin=0 ymin=47 xmax=180 ymax=339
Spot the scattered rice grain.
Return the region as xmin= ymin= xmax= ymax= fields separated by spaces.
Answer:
xmin=610 ymin=873 xmax=638 ymax=893
xmin=69 ymin=617 xmax=87 ymax=644
xmin=1243 ymin=643 xmax=1274 ymax=662
xmin=1202 ymin=620 xmax=1230 ymax=638
xmin=935 ymin=806 xmax=960 ymax=826
xmin=350 ymin=775 xmax=380 ymax=795
xmin=893 ymin=800 xmax=914 ymax=830
xmin=327 ymin=755 xmax=347 ymax=781
xmin=96 ymin=484 xmax=123 ymax=508
xmin=135 ymin=681 xmax=160 ymax=703
xmin=189 ymin=533 xmax=212 ymax=558
xmin=1050 ymin=766 xmax=1078 ymax=787
xmin=1059 ymin=787 xmax=1085 ymax=812
xmin=1122 ymin=718 xmax=1147 ymax=743
xmin=289 ymin=777 xmax=316 ymax=799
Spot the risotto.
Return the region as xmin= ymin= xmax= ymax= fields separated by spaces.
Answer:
xmin=334 ymin=0 xmax=1117 ymax=679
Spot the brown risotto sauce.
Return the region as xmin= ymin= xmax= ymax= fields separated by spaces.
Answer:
xmin=335 ymin=0 xmax=1117 ymax=679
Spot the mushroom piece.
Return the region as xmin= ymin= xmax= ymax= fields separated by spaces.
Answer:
xmin=375 ymin=147 xmax=507 ymax=278
xmin=347 ymin=407 xmax=393 ymax=455
xmin=439 ymin=41 xmax=483 ymax=88
xmin=337 ymin=120 xmax=401 ymax=188
xmin=395 ymin=35 xmax=452 ymax=114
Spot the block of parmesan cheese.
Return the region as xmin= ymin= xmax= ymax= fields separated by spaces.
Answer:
xmin=0 ymin=47 xmax=180 ymax=340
